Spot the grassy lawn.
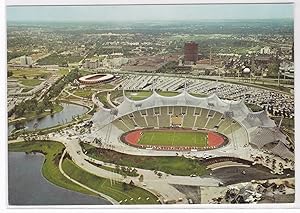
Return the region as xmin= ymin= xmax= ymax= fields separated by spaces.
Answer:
xmin=63 ymin=158 xmax=159 ymax=204
xmin=8 ymin=141 xmax=96 ymax=197
xmin=10 ymin=68 xmax=51 ymax=78
xmin=139 ymin=130 xmax=207 ymax=147
xmin=96 ymin=92 xmax=113 ymax=108
xmin=89 ymin=84 xmax=115 ymax=90
xmin=125 ymin=91 xmax=152 ymax=100
xmin=85 ymin=159 xmax=139 ymax=177
xmin=57 ymin=68 xmax=69 ymax=76
xmin=19 ymin=78 xmax=43 ymax=87
xmin=82 ymin=144 xmax=207 ymax=176
xmin=73 ymin=89 xmax=93 ymax=98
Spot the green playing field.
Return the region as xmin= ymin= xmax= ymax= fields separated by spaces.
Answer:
xmin=138 ymin=130 xmax=207 ymax=147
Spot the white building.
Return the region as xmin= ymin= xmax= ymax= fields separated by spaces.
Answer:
xmin=20 ymin=56 xmax=33 ymax=66
xmin=260 ymin=46 xmax=271 ymax=55
xmin=20 ymin=56 xmax=27 ymax=66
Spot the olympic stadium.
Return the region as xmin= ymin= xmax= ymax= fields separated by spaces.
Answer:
xmin=91 ymin=90 xmax=293 ymax=161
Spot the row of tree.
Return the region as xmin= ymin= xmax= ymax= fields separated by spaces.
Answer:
xmin=48 ymin=68 xmax=81 ymax=99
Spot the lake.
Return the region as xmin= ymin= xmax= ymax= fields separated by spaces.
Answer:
xmin=8 ymin=152 xmax=111 ymax=205
xmin=8 ymin=103 xmax=88 ymax=135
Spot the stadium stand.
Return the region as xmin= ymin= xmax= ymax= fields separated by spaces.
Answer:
xmin=194 ymin=107 xmax=201 ymax=115
xmin=112 ymin=119 xmax=130 ymax=132
xmin=217 ymin=118 xmax=233 ymax=133
xmin=194 ymin=108 xmax=209 ymax=129
xmin=159 ymin=107 xmax=171 ymax=127
xmin=121 ymin=115 xmax=136 ymax=130
xmin=174 ymin=106 xmax=182 ymax=115
xmin=182 ymin=107 xmax=196 ymax=128
xmin=205 ymin=111 xmax=223 ymax=129
xmin=132 ymin=111 xmax=147 ymax=127
xmin=146 ymin=108 xmax=158 ymax=127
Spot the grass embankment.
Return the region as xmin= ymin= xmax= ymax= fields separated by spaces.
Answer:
xmin=63 ymin=159 xmax=159 ymax=204
xmin=85 ymin=159 xmax=139 ymax=177
xmin=72 ymin=88 xmax=93 ymax=98
xmin=96 ymin=92 xmax=113 ymax=108
xmin=139 ymin=130 xmax=207 ymax=147
xmin=20 ymin=79 xmax=43 ymax=87
xmin=82 ymin=143 xmax=207 ymax=176
xmin=8 ymin=141 xmax=95 ymax=196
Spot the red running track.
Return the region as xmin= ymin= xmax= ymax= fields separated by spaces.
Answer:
xmin=124 ymin=130 xmax=142 ymax=145
xmin=207 ymin=131 xmax=224 ymax=147
xmin=124 ymin=129 xmax=225 ymax=149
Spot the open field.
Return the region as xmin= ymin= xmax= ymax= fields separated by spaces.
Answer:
xmin=72 ymin=88 xmax=93 ymax=98
xmin=9 ymin=68 xmax=52 ymax=79
xmin=19 ymin=79 xmax=43 ymax=87
xmin=139 ymin=130 xmax=207 ymax=147
xmin=57 ymin=68 xmax=70 ymax=76
xmin=81 ymin=143 xmax=207 ymax=176
xmin=8 ymin=141 xmax=96 ymax=196
xmin=63 ymin=159 xmax=159 ymax=204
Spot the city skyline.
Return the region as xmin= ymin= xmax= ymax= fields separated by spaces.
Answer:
xmin=7 ymin=3 xmax=293 ymax=22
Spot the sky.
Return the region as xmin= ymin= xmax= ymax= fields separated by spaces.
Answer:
xmin=7 ymin=4 xmax=294 ymax=22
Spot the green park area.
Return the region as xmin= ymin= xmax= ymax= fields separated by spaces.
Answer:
xmin=20 ymin=79 xmax=43 ymax=87
xmin=13 ymin=98 xmax=63 ymax=121
xmin=139 ymin=130 xmax=207 ymax=147
xmin=72 ymin=88 xmax=93 ymax=98
xmin=8 ymin=141 xmax=159 ymax=205
xmin=57 ymin=68 xmax=70 ymax=76
xmin=9 ymin=68 xmax=51 ymax=79
xmin=81 ymin=143 xmax=207 ymax=176
xmin=8 ymin=141 xmax=95 ymax=196
xmin=62 ymin=159 xmax=159 ymax=204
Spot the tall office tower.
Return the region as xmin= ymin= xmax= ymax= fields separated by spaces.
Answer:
xmin=184 ymin=42 xmax=198 ymax=63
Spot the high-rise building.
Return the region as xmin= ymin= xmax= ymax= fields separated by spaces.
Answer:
xmin=184 ymin=42 xmax=198 ymax=63
xmin=26 ymin=57 xmax=32 ymax=65
xmin=20 ymin=56 xmax=27 ymax=66
xmin=20 ymin=56 xmax=33 ymax=66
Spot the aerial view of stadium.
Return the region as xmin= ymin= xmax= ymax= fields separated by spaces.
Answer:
xmin=6 ymin=2 xmax=295 ymax=206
